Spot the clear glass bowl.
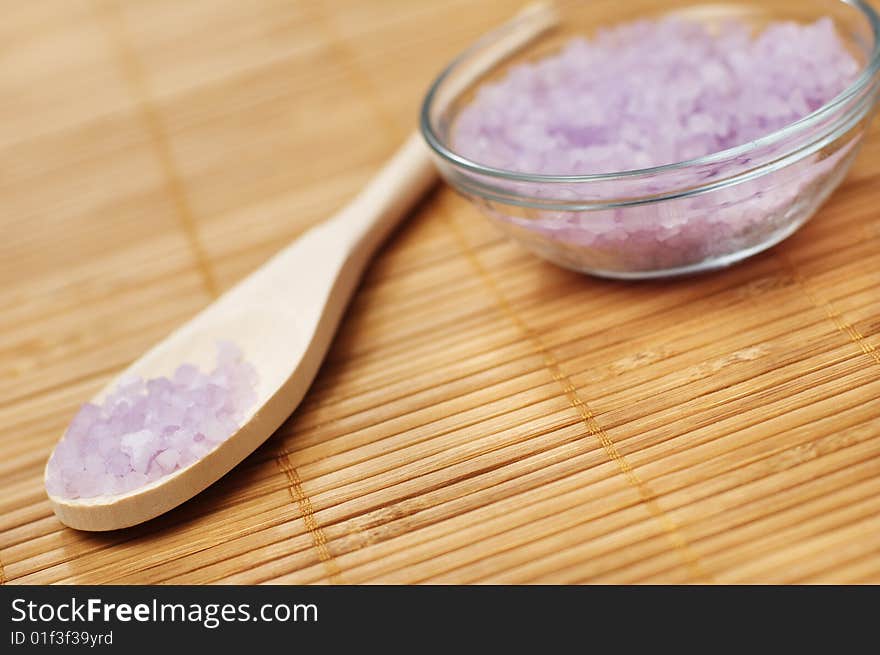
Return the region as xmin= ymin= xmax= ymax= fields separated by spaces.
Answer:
xmin=420 ymin=0 xmax=880 ymax=279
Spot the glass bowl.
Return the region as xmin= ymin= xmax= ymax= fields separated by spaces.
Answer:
xmin=420 ymin=0 xmax=880 ymax=279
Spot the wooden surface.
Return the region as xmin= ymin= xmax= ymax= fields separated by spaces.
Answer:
xmin=2 ymin=0 xmax=879 ymax=585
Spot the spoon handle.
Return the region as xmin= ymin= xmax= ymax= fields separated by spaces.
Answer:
xmin=327 ymin=132 xmax=438 ymax=266
xmin=287 ymin=0 xmax=561 ymax=298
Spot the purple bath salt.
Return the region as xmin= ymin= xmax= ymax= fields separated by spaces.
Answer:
xmin=450 ymin=18 xmax=863 ymax=273
xmin=46 ymin=343 xmax=258 ymax=499
xmin=455 ymin=17 xmax=859 ymax=175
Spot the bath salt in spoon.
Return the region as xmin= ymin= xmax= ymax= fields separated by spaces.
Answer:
xmin=45 ymin=2 xmax=558 ymax=531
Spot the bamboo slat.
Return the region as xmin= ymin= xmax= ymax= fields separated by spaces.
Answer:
xmin=1 ymin=0 xmax=879 ymax=584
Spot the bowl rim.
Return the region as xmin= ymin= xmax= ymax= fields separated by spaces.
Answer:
xmin=419 ymin=0 xmax=880 ymax=184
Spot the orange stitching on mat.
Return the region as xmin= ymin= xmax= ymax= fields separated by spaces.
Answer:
xmin=276 ymin=453 xmax=345 ymax=584
xmin=97 ymin=0 xmax=218 ymax=299
xmin=780 ymin=254 xmax=880 ymax=368
xmin=304 ymin=3 xmax=401 ymax=143
xmin=446 ymin=213 xmax=713 ymax=583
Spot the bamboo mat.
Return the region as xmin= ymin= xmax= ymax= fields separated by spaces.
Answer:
xmin=2 ymin=0 xmax=880 ymax=585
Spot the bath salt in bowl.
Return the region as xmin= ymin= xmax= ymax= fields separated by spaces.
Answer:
xmin=421 ymin=0 xmax=880 ymax=278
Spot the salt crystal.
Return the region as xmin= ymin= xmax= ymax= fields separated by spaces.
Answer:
xmin=120 ymin=429 xmax=157 ymax=474
xmin=154 ymin=449 xmax=180 ymax=473
xmin=45 ymin=343 xmax=258 ymax=499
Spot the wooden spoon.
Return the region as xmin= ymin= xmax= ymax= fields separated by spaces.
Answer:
xmin=46 ymin=2 xmax=558 ymax=531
